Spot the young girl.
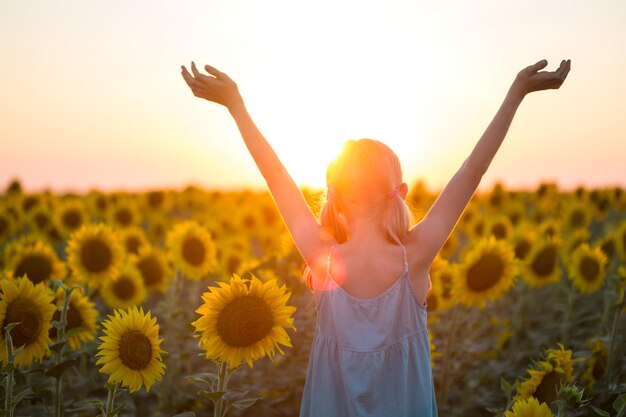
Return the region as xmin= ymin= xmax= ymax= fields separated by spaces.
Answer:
xmin=181 ymin=58 xmax=571 ymax=417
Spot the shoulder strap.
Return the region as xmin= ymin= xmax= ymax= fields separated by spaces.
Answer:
xmin=326 ymin=244 xmax=336 ymax=277
xmin=401 ymin=244 xmax=408 ymax=272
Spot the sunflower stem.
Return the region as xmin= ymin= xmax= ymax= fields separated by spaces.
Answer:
xmin=560 ymin=280 xmax=575 ymax=346
xmin=53 ymin=286 xmax=75 ymax=417
xmin=214 ymin=361 xmax=229 ymax=417
xmin=605 ymin=273 xmax=624 ymax=389
xmin=105 ymin=383 xmax=117 ymax=416
xmin=4 ymin=324 xmax=17 ymax=417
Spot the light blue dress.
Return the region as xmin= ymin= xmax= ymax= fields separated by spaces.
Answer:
xmin=300 ymin=244 xmax=439 ymax=417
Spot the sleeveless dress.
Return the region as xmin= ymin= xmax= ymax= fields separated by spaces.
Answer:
xmin=300 ymin=244 xmax=439 ymax=417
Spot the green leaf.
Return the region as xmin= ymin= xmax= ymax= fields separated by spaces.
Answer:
xmin=45 ymin=358 xmax=77 ymax=379
xmin=109 ymin=402 xmax=126 ymax=416
xmin=224 ymin=389 xmax=264 ymax=410
xmin=500 ymin=377 xmax=513 ymax=395
xmin=590 ymin=405 xmax=611 ymax=416
xmin=48 ymin=340 xmax=67 ymax=353
xmin=187 ymin=372 xmax=218 ymax=388
xmin=4 ymin=322 xmax=21 ymax=333
xmin=198 ymin=390 xmax=226 ymax=404
xmin=173 ymin=413 xmax=196 ymax=417
xmin=73 ymin=399 xmax=105 ymax=410
xmin=64 ymin=326 xmax=86 ymax=338
xmin=614 ymin=393 xmax=626 ymax=413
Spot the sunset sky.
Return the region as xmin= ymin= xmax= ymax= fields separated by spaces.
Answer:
xmin=1 ymin=0 xmax=625 ymax=195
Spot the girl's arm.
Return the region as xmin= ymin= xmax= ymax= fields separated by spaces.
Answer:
xmin=409 ymin=59 xmax=571 ymax=266
xmin=181 ymin=62 xmax=328 ymax=263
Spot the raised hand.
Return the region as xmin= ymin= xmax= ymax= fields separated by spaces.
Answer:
xmin=180 ymin=62 xmax=243 ymax=109
xmin=511 ymin=59 xmax=571 ymax=98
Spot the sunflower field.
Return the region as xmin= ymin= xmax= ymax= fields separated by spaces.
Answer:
xmin=0 ymin=179 xmax=624 ymax=417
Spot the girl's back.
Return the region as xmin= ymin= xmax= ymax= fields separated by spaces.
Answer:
xmin=300 ymin=242 xmax=438 ymax=417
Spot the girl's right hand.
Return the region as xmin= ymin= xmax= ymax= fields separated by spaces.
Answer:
xmin=510 ymin=59 xmax=571 ymax=99
xmin=181 ymin=62 xmax=243 ymax=109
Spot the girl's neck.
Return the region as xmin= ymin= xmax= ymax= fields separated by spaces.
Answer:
xmin=345 ymin=215 xmax=388 ymax=244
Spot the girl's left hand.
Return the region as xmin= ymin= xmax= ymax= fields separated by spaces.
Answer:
xmin=510 ymin=59 xmax=571 ymax=99
xmin=181 ymin=62 xmax=243 ymax=109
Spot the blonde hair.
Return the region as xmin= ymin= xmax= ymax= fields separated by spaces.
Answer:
xmin=304 ymin=139 xmax=413 ymax=290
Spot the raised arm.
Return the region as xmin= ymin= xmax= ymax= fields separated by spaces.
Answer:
xmin=180 ymin=62 xmax=328 ymax=262
xmin=409 ymin=59 xmax=571 ymax=266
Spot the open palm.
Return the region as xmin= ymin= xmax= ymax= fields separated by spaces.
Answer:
xmin=180 ymin=61 xmax=242 ymax=108
xmin=514 ymin=59 xmax=571 ymax=96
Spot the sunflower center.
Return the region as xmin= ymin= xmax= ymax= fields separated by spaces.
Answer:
xmin=580 ymin=256 xmax=600 ymax=282
xmin=0 ymin=216 xmax=9 ymax=236
xmin=533 ymin=370 xmax=564 ymax=405
xmin=118 ymin=330 xmax=152 ymax=370
xmin=115 ymin=209 xmax=133 ymax=227
xmin=530 ymin=245 xmax=557 ymax=277
xmin=96 ymin=196 xmax=108 ymax=211
xmin=569 ymin=210 xmax=585 ymax=228
xmin=112 ymin=276 xmax=136 ymax=300
xmin=34 ymin=212 xmax=50 ymax=229
xmin=14 ymin=254 xmax=53 ymax=284
xmin=126 ymin=236 xmax=142 ymax=254
xmin=147 ymin=191 xmax=164 ymax=209
xmin=466 ymin=252 xmax=505 ymax=292
xmin=182 ymin=236 xmax=206 ymax=266
xmin=62 ymin=209 xmax=83 ymax=230
xmin=492 ymin=223 xmax=507 ymax=240
xmin=216 ymin=295 xmax=274 ymax=347
xmin=3 ymin=297 xmax=43 ymax=347
xmin=515 ymin=239 xmax=531 ymax=260
xmin=81 ymin=238 xmax=113 ymax=273
xmin=137 ymin=256 xmax=164 ymax=287
xmin=592 ymin=354 xmax=607 ymax=380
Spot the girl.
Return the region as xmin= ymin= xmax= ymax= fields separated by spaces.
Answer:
xmin=181 ymin=58 xmax=571 ymax=417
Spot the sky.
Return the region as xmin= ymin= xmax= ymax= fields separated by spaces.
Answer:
xmin=1 ymin=0 xmax=625 ymax=195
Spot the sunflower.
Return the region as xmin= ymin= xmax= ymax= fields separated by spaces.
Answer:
xmin=0 ymin=276 xmax=56 ymax=367
xmin=505 ymin=397 xmax=554 ymax=417
xmin=100 ymin=263 xmax=147 ymax=310
xmin=486 ymin=214 xmax=514 ymax=241
xmin=166 ymin=221 xmax=217 ymax=281
xmin=4 ymin=238 xmax=66 ymax=284
xmin=429 ymin=331 xmax=442 ymax=369
xmin=192 ymin=273 xmax=297 ymax=370
xmin=593 ymin=232 xmax=618 ymax=267
xmin=133 ymin=246 xmax=172 ymax=293
xmin=66 ymin=223 xmax=124 ymax=289
xmin=216 ymin=236 xmax=253 ymax=279
xmin=454 ymin=236 xmax=518 ymax=308
xmin=511 ymin=227 xmax=538 ymax=261
xmin=50 ymin=287 xmax=98 ymax=350
xmin=537 ymin=218 xmax=562 ymax=239
xmin=439 ymin=230 xmax=460 ymax=259
xmin=567 ymin=243 xmax=608 ymax=294
xmin=429 ymin=258 xmax=458 ymax=311
xmin=581 ymin=339 xmax=608 ymax=390
xmin=107 ymin=197 xmax=141 ymax=229
xmin=560 ymin=229 xmax=590 ymax=258
xmin=96 ymin=306 xmax=166 ymax=393
xmin=522 ymin=236 xmax=562 ymax=289
xmin=27 ymin=204 xmax=54 ymax=235
xmin=144 ymin=189 xmax=172 ymax=213
xmin=0 ymin=208 xmax=16 ymax=243
xmin=118 ymin=226 xmax=149 ymax=256
xmin=54 ymin=198 xmax=88 ymax=237
xmin=515 ymin=343 xmax=578 ymax=404
xmin=562 ymin=200 xmax=593 ymax=232
xmin=86 ymin=190 xmax=110 ymax=220
xmin=146 ymin=213 xmax=169 ymax=244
